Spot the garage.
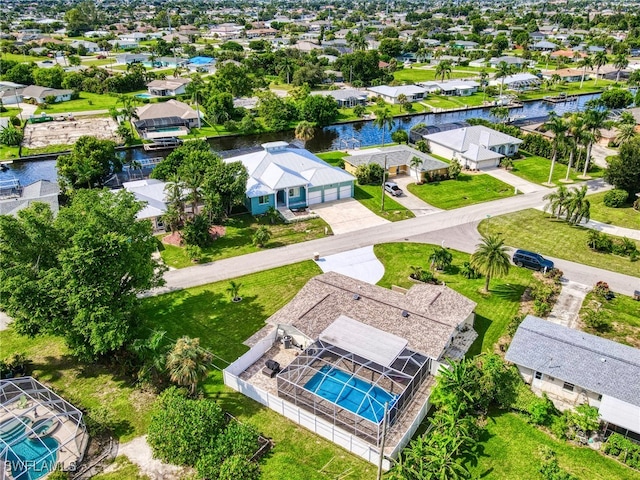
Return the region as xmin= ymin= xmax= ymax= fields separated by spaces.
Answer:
xmin=324 ymin=188 xmax=338 ymax=202
xmin=339 ymin=185 xmax=352 ymax=199
xmin=308 ymin=190 xmax=322 ymax=205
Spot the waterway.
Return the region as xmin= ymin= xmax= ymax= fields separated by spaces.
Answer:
xmin=1 ymin=93 xmax=601 ymax=185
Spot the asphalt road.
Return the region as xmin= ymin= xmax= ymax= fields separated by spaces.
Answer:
xmin=148 ymin=178 xmax=639 ymax=298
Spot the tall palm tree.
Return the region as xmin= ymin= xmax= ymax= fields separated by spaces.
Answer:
xmin=565 ymin=185 xmax=591 ymax=225
xmin=348 ymin=32 xmax=367 ymax=51
xmin=613 ymin=52 xmax=629 ymax=82
xmin=435 ymin=60 xmax=453 ymax=81
xmin=543 ymin=184 xmax=570 ymax=218
xmin=294 ymin=120 xmax=315 ymax=148
xmin=593 ymin=50 xmax=608 ymax=85
xmin=373 ymin=107 xmax=394 ymax=147
xmin=490 ymin=106 xmax=509 ymax=124
xmin=615 ymin=123 xmax=637 ymax=145
xmin=563 ymin=113 xmax=585 ymax=181
xmin=544 ymin=113 xmax=568 ymax=184
xmin=470 ymin=234 xmax=511 ymax=293
xmin=494 ymin=61 xmax=513 ymax=97
xmin=409 ymin=156 xmax=423 ymax=182
xmin=166 ymin=336 xmax=212 ymax=396
xmin=577 ymin=56 xmax=593 ymax=89
xmin=582 ymin=107 xmax=609 ymax=177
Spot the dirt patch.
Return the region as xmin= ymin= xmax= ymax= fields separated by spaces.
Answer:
xmin=22 ymin=117 xmax=120 ymax=149
xmin=111 ymin=436 xmax=192 ymax=480
xmin=161 ymin=226 xmax=226 ymax=247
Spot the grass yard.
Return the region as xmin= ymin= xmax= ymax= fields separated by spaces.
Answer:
xmin=0 ymin=146 xmax=20 ymax=160
xmin=158 ymin=214 xmax=332 ymax=269
xmin=316 ymin=150 xmax=347 ymax=167
xmin=0 ymin=107 xmax=22 ymax=118
xmin=1 ymin=52 xmax=48 ymax=62
xmin=478 ymin=209 xmax=640 ymax=278
xmin=374 ymin=243 xmax=535 ymax=355
xmin=508 ymin=153 xmax=604 ymax=185
xmin=92 ymin=457 xmax=150 ymax=480
xmin=137 ymin=261 xmax=376 ymax=479
xmin=588 ymin=191 xmax=640 ymax=229
xmin=393 ymin=67 xmax=471 ymax=83
xmin=82 ymin=58 xmax=114 ymax=67
xmin=423 ymin=92 xmax=490 ymax=110
xmin=516 ymin=79 xmax=617 ymax=101
xmin=469 ymin=411 xmax=640 ymax=480
xmin=35 ymin=92 xmax=120 ymax=114
xmin=354 ymin=184 xmax=415 ymax=222
xmin=579 ymin=291 xmax=640 ymax=348
xmin=406 ymin=173 xmax=515 ymax=210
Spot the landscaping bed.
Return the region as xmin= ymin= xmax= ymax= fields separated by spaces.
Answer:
xmin=588 ymin=191 xmax=640 ymax=229
xmin=478 ymin=209 xmax=640 ymax=278
xmin=578 ymin=290 xmax=640 ymax=348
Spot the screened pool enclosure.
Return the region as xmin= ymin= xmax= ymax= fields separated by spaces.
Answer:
xmin=277 ymin=340 xmax=431 ymax=446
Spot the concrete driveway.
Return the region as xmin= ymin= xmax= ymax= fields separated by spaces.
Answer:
xmin=483 ymin=167 xmax=546 ymax=194
xmin=313 ymin=198 xmax=389 ymax=235
xmin=391 ymin=175 xmax=443 ymax=216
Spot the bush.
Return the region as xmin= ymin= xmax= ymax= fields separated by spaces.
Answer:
xmin=593 ymin=281 xmax=611 ymax=298
xmin=604 ymin=433 xmax=640 ymax=470
xmin=612 ymin=237 xmax=638 ymax=257
xmin=195 ymin=422 xmax=260 ymax=479
xmin=587 ymin=230 xmax=613 ymax=253
xmin=513 ymin=384 xmax=557 ymax=426
xmin=355 ymin=163 xmax=384 ymax=185
xmin=603 ymin=189 xmax=629 ymax=208
xmin=353 ymin=104 xmax=366 ymax=118
xmin=10 ymin=116 xmax=21 ymax=127
xmin=224 ymin=120 xmax=239 ymax=131
xmin=460 ymin=261 xmax=481 ymax=279
xmin=182 ymin=215 xmax=213 ymax=248
xmin=506 ymin=314 xmax=525 ymax=337
xmin=582 ymin=307 xmax=611 ymax=332
xmin=252 ymin=225 xmax=271 ymax=247
xmin=448 ymin=160 xmax=462 ymax=179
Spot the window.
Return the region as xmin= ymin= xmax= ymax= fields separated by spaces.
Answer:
xmin=534 ymin=371 xmax=543 ymax=380
xmin=258 ymin=195 xmax=270 ymax=205
xmin=288 ymin=187 xmax=300 ymax=198
xmin=563 ymin=382 xmax=575 ymax=392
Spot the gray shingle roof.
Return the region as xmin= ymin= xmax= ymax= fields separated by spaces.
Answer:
xmin=505 ymin=316 xmax=640 ymax=407
xmin=267 ymin=271 xmax=476 ymax=360
xmin=425 ymin=125 xmax=522 ymax=152
xmin=344 ymin=145 xmax=449 ymax=172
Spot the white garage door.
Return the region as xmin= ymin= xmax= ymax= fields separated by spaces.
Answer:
xmin=324 ymin=188 xmax=338 ymax=202
xmin=339 ymin=185 xmax=352 ymax=199
xmin=308 ymin=190 xmax=322 ymax=205
xmin=477 ymin=158 xmax=499 ymax=170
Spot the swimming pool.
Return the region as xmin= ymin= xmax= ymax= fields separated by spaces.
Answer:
xmin=135 ymin=93 xmax=153 ymax=99
xmin=155 ymin=126 xmax=182 ymax=132
xmin=304 ymin=365 xmax=397 ymax=423
xmin=1 ymin=418 xmax=59 ymax=480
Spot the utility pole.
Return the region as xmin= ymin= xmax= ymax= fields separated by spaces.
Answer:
xmin=381 ymin=155 xmax=387 ymax=212
xmin=376 ymin=402 xmax=389 ymax=480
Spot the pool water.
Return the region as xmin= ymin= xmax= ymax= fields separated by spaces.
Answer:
xmin=1 ymin=421 xmax=59 ymax=480
xmin=155 ymin=127 xmax=182 ymax=132
xmin=304 ymin=365 xmax=397 ymax=423
xmin=135 ymin=93 xmax=153 ymax=99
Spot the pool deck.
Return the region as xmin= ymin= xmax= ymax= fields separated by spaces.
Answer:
xmin=239 ymin=341 xmax=436 ymax=457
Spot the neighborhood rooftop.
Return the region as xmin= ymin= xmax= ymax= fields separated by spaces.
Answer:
xmin=506 ymin=316 xmax=640 ymax=407
xmin=345 ymin=145 xmax=449 ymax=171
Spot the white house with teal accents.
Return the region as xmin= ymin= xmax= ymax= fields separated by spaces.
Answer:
xmin=226 ymin=142 xmax=355 ymax=215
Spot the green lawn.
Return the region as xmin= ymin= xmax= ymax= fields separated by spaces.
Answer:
xmin=407 ymin=173 xmax=515 ymax=210
xmin=354 ymin=184 xmax=415 ymax=222
xmin=0 ymin=146 xmax=20 ymax=160
xmin=316 ymin=151 xmax=347 ymax=167
xmin=516 ymin=79 xmax=617 ymax=101
xmin=374 ymin=243 xmax=534 ymax=355
xmin=1 ymin=52 xmax=48 ymax=62
xmin=393 ymin=67 xmax=471 ymax=83
xmin=35 ymin=92 xmax=120 ymax=114
xmin=509 ymin=153 xmax=604 ymax=186
xmin=469 ymin=411 xmax=640 ymax=480
xmin=93 ymin=457 xmax=150 ymax=480
xmin=579 ymin=291 xmax=640 ymax=348
xmin=159 ymin=214 xmax=332 ymax=269
xmin=424 ymin=92 xmax=491 ymax=110
xmin=0 ymin=107 xmax=22 ymax=118
xmin=82 ymin=58 xmax=114 ymax=67
xmin=478 ymin=209 xmax=640 ymax=278
xmin=588 ymin=191 xmax=640 ymax=229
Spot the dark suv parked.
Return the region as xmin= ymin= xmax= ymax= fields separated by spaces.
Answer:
xmin=512 ymin=249 xmax=554 ymax=271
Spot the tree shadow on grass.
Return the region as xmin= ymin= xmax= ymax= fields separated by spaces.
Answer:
xmin=467 ymin=314 xmax=491 ymax=357
xmin=490 ymin=283 xmax=525 ymax=302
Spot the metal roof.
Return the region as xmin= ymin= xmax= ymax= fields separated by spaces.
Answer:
xmin=506 ymin=316 xmax=640 ymax=407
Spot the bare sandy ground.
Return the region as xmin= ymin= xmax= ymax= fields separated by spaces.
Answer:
xmin=22 ymin=117 xmax=119 ymax=148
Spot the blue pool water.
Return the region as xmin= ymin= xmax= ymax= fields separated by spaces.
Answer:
xmin=304 ymin=365 xmax=397 ymax=423
xmin=1 ymin=422 xmax=59 ymax=480
xmin=135 ymin=93 xmax=153 ymax=99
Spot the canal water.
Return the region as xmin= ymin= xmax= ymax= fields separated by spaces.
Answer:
xmin=1 ymin=93 xmax=601 ymax=185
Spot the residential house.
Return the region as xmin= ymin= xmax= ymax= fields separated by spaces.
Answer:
xmin=541 ymin=68 xmax=588 ymax=83
xmin=419 ymin=80 xmax=479 ymax=97
xmin=133 ymin=100 xmax=200 ymax=139
xmin=491 ymin=72 xmax=541 ymax=91
xmin=367 ymin=85 xmax=427 ymax=104
xmin=109 ymin=39 xmax=139 ymax=50
xmin=162 ymin=33 xmax=190 ymax=44
xmin=225 ymin=142 xmax=355 ymax=214
xmin=550 ymin=50 xmax=585 ymax=60
xmin=489 ymin=56 xmax=534 ymax=69
xmin=506 ymin=316 xmax=640 ymax=441
xmin=223 ymin=271 xmax=477 ymax=467
xmin=115 ymin=53 xmax=150 ymax=65
xmin=0 ymin=81 xmax=24 ymax=105
xmin=146 ymin=78 xmax=191 ymax=97
xmin=423 ymin=125 xmax=523 ymax=170
xmin=186 ymin=56 xmax=216 ymax=73
xmin=121 ymin=179 xmax=168 ymax=231
xmin=313 ymin=89 xmax=367 ymax=108
xmin=454 ymin=40 xmax=479 ymax=50
xmin=0 ymin=180 xmax=60 ymax=217
xmin=531 ymin=40 xmax=557 ymax=51
xmin=69 ymin=40 xmax=100 ymax=53
xmin=343 ymin=145 xmax=449 ymax=182
xmin=21 ymin=85 xmax=72 ymax=104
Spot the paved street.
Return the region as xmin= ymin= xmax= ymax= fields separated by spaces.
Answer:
xmin=150 ymin=178 xmax=640 ymax=297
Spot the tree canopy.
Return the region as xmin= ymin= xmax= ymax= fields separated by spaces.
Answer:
xmin=56 ymin=136 xmax=121 ymax=190
xmin=605 ymin=137 xmax=640 ymax=196
xmin=0 ymin=189 xmax=165 ymax=360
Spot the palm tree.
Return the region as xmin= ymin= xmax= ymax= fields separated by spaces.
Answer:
xmin=131 ymin=330 xmax=168 ymax=385
xmin=435 ymin=60 xmax=453 ymax=81
xmin=577 ymin=56 xmax=593 ymax=89
xmin=581 ymin=107 xmax=609 ymax=177
xmin=543 ymin=184 xmax=570 ymax=218
xmin=409 ymin=156 xmax=423 ymax=182
xmin=490 ymin=106 xmax=509 ymax=124
xmin=166 ymin=336 xmax=212 ymax=396
xmin=373 ymin=107 xmax=394 ymax=147
xmin=494 ymin=61 xmax=513 ymax=97
xmin=226 ymin=280 xmax=242 ymax=302
xmin=294 ymin=120 xmax=315 ymax=148
xmin=593 ymin=50 xmax=608 ymax=85
xmin=613 ymin=52 xmax=629 ymax=82
xmin=470 ymin=234 xmax=511 ymax=293
xmin=565 ymin=185 xmax=590 ymax=225
xmin=615 ymin=123 xmax=637 ymax=145
xmin=544 ymin=113 xmax=568 ymax=185
xmin=276 ymin=57 xmax=295 ymax=84
xmin=429 ymin=246 xmax=452 ymax=271
xmin=348 ymin=32 xmax=367 ymax=51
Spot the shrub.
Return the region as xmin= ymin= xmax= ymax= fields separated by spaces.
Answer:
xmin=612 ymin=237 xmax=638 ymax=257
xmin=604 ymin=433 xmax=640 ymax=470
xmin=582 ymin=307 xmax=611 ymax=332
xmin=448 ymin=160 xmax=462 ymax=179
xmin=224 ymin=119 xmax=239 ymax=131
xmin=391 ymin=129 xmax=408 ymax=144
xmin=603 ymin=189 xmax=629 ymax=208
xmin=182 ymin=215 xmax=213 ymax=248
xmin=506 ymin=314 xmax=525 ymax=337
xmin=195 ymin=422 xmax=260 ymax=479
xmin=593 ymin=281 xmax=611 ymax=298
xmin=353 ymin=104 xmax=366 ymax=118
xmin=355 ymin=163 xmax=384 ymax=185
xmin=568 ymin=404 xmax=600 ymax=437
xmin=587 ymin=230 xmax=613 ymax=253
xmin=460 ymin=261 xmax=481 ymax=279
xmin=513 ymin=385 xmax=557 ymax=426
xmin=10 ymin=116 xmax=21 ymax=127
xmin=415 ymin=140 xmax=430 ymax=153
xmin=252 ymin=225 xmax=271 ymax=247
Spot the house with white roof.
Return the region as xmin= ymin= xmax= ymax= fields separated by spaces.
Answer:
xmin=419 ymin=80 xmax=479 ymax=97
xmin=506 ymin=316 xmax=640 ymax=441
xmin=121 ymin=179 xmax=168 ymax=231
xmin=490 ymin=72 xmax=541 ymax=91
xmin=69 ymin=40 xmax=100 ymax=53
xmin=225 ymin=142 xmax=355 ymax=215
xmin=146 ymin=78 xmax=191 ymax=97
xmin=423 ymin=125 xmax=523 ymax=170
xmin=367 ymin=85 xmax=427 ymax=104
xmin=21 ymin=85 xmax=73 ymax=104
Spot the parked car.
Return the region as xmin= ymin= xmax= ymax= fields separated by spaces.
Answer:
xmin=384 ymin=181 xmax=403 ymax=196
xmin=512 ymin=249 xmax=554 ymax=271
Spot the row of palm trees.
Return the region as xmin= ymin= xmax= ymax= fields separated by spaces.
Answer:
xmin=543 ymin=185 xmax=592 ymax=225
